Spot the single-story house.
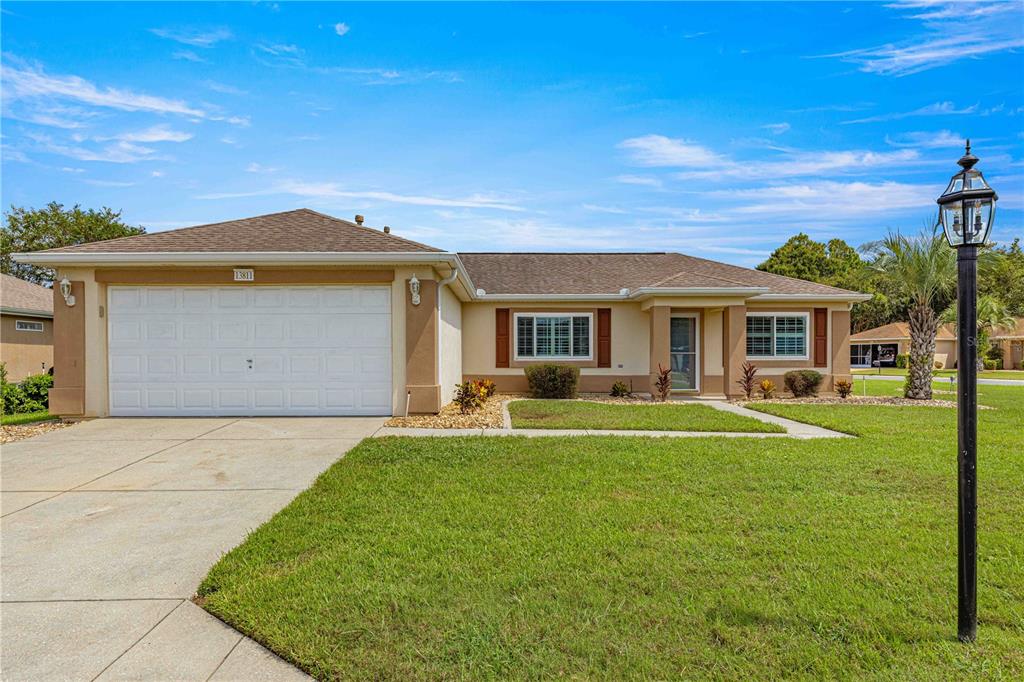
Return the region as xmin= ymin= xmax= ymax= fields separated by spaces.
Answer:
xmin=1 ymin=273 xmax=55 ymax=381
xmin=851 ymin=319 xmax=1024 ymax=370
xmin=14 ymin=209 xmax=869 ymax=418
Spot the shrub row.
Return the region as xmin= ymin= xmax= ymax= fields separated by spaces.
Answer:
xmin=1 ymin=365 xmax=53 ymax=415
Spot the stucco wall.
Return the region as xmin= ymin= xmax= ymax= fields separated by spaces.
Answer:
xmin=439 ymin=283 xmax=463 ymax=405
xmin=0 ymin=313 xmax=54 ymax=380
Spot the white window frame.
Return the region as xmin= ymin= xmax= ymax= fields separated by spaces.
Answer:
xmin=15 ymin=319 xmax=45 ymax=332
xmin=745 ymin=312 xmax=810 ymax=360
xmin=513 ymin=312 xmax=593 ymax=361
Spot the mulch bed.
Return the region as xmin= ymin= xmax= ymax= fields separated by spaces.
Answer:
xmin=386 ymin=395 xmax=506 ymax=429
xmin=1 ymin=420 xmax=74 ymax=444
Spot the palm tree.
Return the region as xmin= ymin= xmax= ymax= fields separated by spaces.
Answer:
xmin=941 ymin=295 xmax=1016 ymax=370
xmin=865 ymin=228 xmax=956 ymax=399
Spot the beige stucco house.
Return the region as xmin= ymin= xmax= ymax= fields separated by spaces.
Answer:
xmin=14 ymin=209 xmax=869 ymax=418
xmin=1 ymin=273 xmax=54 ymax=381
xmin=851 ymin=319 xmax=1024 ymax=370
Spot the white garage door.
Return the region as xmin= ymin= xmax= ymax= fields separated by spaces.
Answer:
xmin=107 ymin=286 xmax=392 ymax=416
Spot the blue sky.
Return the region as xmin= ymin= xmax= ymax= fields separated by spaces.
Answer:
xmin=2 ymin=1 xmax=1022 ymax=266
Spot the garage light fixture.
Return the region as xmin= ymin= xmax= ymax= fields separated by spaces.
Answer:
xmin=59 ymin=276 xmax=76 ymax=307
xmin=409 ymin=275 xmax=421 ymax=306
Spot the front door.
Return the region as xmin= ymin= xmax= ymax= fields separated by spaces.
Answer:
xmin=670 ymin=315 xmax=699 ymax=391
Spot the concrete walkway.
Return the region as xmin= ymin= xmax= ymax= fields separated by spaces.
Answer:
xmin=1 ymin=416 xmax=386 ymax=681
xmin=855 ymin=374 xmax=1024 ymax=386
xmin=374 ymin=400 xmax=850 ymax=439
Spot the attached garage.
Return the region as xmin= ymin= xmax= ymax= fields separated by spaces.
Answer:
xmin=107 ymin=285 xmax=392 ymax=416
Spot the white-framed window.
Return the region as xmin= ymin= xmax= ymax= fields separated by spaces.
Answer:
xmin=15 ymin=320 xmax=45 ymax=332
xmin=514 ymin=312 xmax=592 ymax=360
xmin=746 ymin=313 xmax=809 ymax=359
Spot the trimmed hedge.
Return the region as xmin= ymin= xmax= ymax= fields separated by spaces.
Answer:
xmin=524 ymin=364 xmax=580 ymax=399
xmin=783 ymin=370 xmax=823 ymax=397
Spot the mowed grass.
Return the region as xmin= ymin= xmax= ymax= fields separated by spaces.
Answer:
xmin=0 ymin=410 xmax=53 ymax=426
xmin=852 ymin=367 xmax=1024 ymax=381
xmin=508 ymin=399 xmax=783 ymax=432
xmin=199 ymin=385 xmax=1024 ymax=679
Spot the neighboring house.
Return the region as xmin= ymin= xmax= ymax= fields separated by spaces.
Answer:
xmin=850 ymin=322 xmax=958 ymax=369
xmin=13 ymin=209 xmax=868 ymax=418
xmin=0 ymin=273 xmax=54 ymax=381
xmin=851 ymin=318 xmax=1024 ymax=370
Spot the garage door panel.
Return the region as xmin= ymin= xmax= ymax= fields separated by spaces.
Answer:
xmin=108 ymin=285 xmax=392 ymax=416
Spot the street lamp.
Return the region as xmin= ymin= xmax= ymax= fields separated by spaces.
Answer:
xmin=936 ymin=140 xmax=997 ymax=643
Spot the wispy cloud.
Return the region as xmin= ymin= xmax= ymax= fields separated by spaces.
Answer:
xmin=2 ymin=56 xmax=206 ymax=117
xmin=619 ymin=134 xmax=921 ymax=180
xmin=245 ymin=162 xmax=278 ymax=173
xmin=821 ymin=1 xmax=1024 ymax=76
xmin=884 ymin=129 xmax=965 ymax=149
xmin=204 ymin=80 xmax=248 ymax=96
xmin=150 ymin=27 xmax=233 ymax=48
xmin=172 ymin=50 xmax=207 ymax=63
xmin=82 ymin=178 xmax=138 ymax=187
xmin=101 ymin=125 xmax=193 ymax=143
xmin=614 ymin=174 xmax=663 ymax=188
xmin=582 ymin=203 xmax=627 ymax=214
xmin=28 ymin=134 xmax=166 ymax=163
xmin=787 ymin=102 xmax=873 ymax=113
xmin=195 ymin=179 xmax=525 ymax=211
xmin=334 ymin=23 xmax=351 ymax=37
xmin=717 ymin=179 xmax=937 ymax=218
xmin=842 ymin=100 xmax=977 ymax=124
xmin=761 ymin=122 xmax=791 ymax=135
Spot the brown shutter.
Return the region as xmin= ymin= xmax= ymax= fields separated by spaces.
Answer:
xmin=813 ymin=307 xmax=828 ymax=367
xmin=496 ymin=308 xmax=510 ymax=368
xmin=597 ymin=308 xmax=612 ymax=368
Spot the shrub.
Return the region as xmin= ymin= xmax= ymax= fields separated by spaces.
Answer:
xmin=453 ymin=381 xmax=484 ymax=414
xmin=982 ymin=359 xmax=1000 ymax=371
xmin=524 ymin=364 xmax=579 ymax=399
xmin=985 ymin=344 xmax=1004 ymax=361
xmin=835 ymin=379 xmax=853 ymax=399
xmin=609 ymin=380 xmax=631 ymax=398
xmin=20 ymin=373 xmax=53 ymax=407
xmin=783 ymin=370 xmax=824 ymax=398
xmin=736 ymin=361 xmax=758 ymax=400
xmin=2 ymin=383 xmax=44 ymax=415
xmin=654 ymin=364 xmax=672 ymax=402
xmin=895 ymin=353 xmax=910 ymax=368
xmin=758 ymin=379 xmax=776 ymax=399
xmin=472 ymin=379 xmax=496 ymax=399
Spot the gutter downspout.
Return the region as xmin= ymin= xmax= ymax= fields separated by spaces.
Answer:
xmin=436 ymin=268 xmax=460 ymax=404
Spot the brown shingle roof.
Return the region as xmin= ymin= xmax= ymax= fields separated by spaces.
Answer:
xmin=851 ymin=322 xmax=957 ymax=342
xmin=1 ymin=274 xmax=53 ymax=316
xmin=38 ymin=209 xmax=443 ymax=254
xmin=457 ymin=252 xmax=861 ymax=297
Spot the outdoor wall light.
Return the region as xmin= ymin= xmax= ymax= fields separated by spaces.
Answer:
xmin=936 ymin=140 xmax=998 ymax=644
xmin=59 ymin=276 xmax=76 ymax=307
xmin=409 ymin=275 xmax=421 ymax=306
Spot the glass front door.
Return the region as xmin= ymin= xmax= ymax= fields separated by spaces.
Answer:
xmin=670 ymin=316 xmax=698 ymax=390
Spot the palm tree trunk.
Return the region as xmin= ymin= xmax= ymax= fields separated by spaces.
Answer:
xmin=906 ymin=303 xmax=938 ymax=400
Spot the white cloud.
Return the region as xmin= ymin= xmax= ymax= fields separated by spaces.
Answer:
xmin=719 ymin=180 xmax=937 ymax=217
xmin=196 ymin=179 xmax=526 ymax=211
xmin=761 ymin=122 xmax=791 ymax=135
xmin=151 ymin=170 xmax=164 ymax=177
xmin=334 ymin=23 xmax=350 ymax=37
xmin=204 ymin=80 xmax=248 ymax=96
xmin=31 ymin=135 xmax=165 ymax=163
xmin=82 ymin=178 xmax=137 ymax=187
xmin=618 ymin=135 xmax=726 ymax=167
xmin=245 ymin=162 xmax=278 ymax=173
xmin=582 ymin=204 xmax=627 ymax=214
xmin=150 ymin=27 xmax=233 ymax=48
xmin=843 ymin=100 xmax=977 ymax=124
xmin=884 ymin=129 xmax=965 ymax=149
xmin=2 ymin=57 xmax=206 ymax=117
xmin=103 ymin=125 xmax=193 ymax=143
xmin=615 ymin=174 xmax=663 ymax=188
xmin=172 ymin=50 xmax=207 ymax=63
xmin=256 ymin=43 xmax=303 ymax=56
xmin=822 ymin=1 xmax=1024 ymax=76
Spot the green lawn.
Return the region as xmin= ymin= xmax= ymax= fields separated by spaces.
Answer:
xmin=0 ymin=410 xmax=54 ymax=426
xmin=199 ymin=385 xmax=1024 ymax=679
xmin=852 ymin=367 xmax=1024 ymax=381
xmin=507 ymin=399 xmax=783 ymax=432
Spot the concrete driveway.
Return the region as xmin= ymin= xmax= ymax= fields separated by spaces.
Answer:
xmin=1 ymin=416 xmax=385 ymax=681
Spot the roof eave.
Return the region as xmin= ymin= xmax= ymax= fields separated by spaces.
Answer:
xmin=0 ymin=306 xmax=54 ymax=319
xmin=750 ymin=293 xmax=872 ymax=303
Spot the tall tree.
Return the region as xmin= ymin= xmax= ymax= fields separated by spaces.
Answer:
xmin=863 ymin=229 xmax=956 ymax=400
xmin=980 ymin=238 xmax=1024 ymax=318
xmin=1 ymin=203 xmax=145 ymax=284
xmin=941 ymin=294 xmax=1016 ymax=369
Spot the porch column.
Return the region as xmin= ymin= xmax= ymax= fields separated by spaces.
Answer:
xmin=722 ymin=304 xmax=746 ymax=398
xmin=49 ymin=281 xmax=86 ymax=416
xmin=831 ymin=309 xmax=851 ymax=390
xmin=649 ymin=305 xmax=670 ymax=394
xmin=405 ymin=278 xmax=440 ymax=414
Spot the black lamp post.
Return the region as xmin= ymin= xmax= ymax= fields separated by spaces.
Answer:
xmin=936 ymin=140 xmax=998 ymax=643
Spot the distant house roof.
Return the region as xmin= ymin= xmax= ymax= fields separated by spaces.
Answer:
xmin=992 ymin=318 xmax=1024 ymax=339
xmin=456 ymin=252 xmax=861 ymax=298
xmin=35 ymin=209 xmax=443 ymax=254
xmin=851 ymin=322 xmax=957 ymax=342
xmin=0 ymin=274 xmax=53 ymax=317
